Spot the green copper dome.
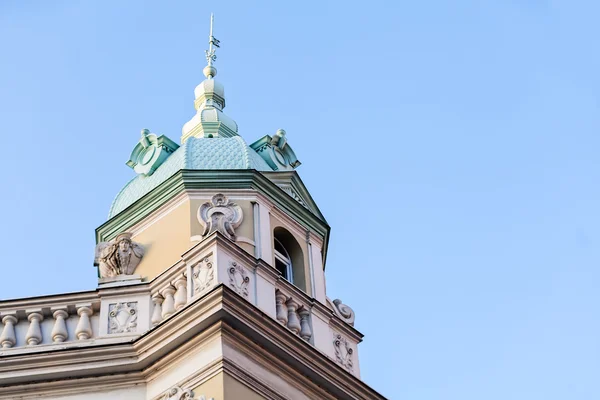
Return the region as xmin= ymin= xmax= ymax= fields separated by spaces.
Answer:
xmin=109 ymin=136 xmax=272 ymax=218
xmin=109 ymin=21 xmax=303 ymax=219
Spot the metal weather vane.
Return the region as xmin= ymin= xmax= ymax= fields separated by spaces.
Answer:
xmin=205 ymin=13 xmax=220 ymax=66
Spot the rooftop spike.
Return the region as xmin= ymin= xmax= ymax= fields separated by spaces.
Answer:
xmin=181 ymin=14 xmax=237 ymax=142
xmin=203 ymin=13 xmax=219 ymax=79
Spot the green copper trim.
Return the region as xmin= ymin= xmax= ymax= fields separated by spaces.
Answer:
xmin=126 ymin=129 xmax=179 ymax=176
xmin=109 ymin=136 xmax=273 ymax=218
xmin=96 ymin=169 xmax=330 ymax=269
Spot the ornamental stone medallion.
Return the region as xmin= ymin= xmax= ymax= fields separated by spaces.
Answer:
xmin=228 ymin=261 xmax=249 ymax=298
xmin=192 ymin=256 xmax=214 ymax=295
xmin=249 ymin=129 xmax=301 ymax=172
xmin=94 ymin=232 xmax=145 ymax=278
xmin=126 ymin=128 xmax=179 ymax=176
xmin=108 ymin=302 xmax=138 ymax=334
xmin=197 ymin=193 xmax=243 ymax=241
xmin=333 ymin=333 xmax=354 ymax=372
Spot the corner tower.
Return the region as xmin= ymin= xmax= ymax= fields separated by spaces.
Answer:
xmin=0 ymin=16 xmax=386 ymax=400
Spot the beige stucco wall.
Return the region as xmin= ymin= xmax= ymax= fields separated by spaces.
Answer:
xmin=270 ymin=214 xmax=311 ymax=296
xmin=129 ymin=196 xmax=257 ymax=282
xmin=189 ymin=371 xmax=268 ymax=400
xmin=223 ymin=373 xmax=267 ymax=400
xmin=132 ymin=200 xmax=192 ymax=280
xmin=192 ymin=372 xmax=225 ymax=400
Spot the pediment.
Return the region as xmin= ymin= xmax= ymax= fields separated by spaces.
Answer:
xmin=262 ymin=171 xmax=326 ymax=222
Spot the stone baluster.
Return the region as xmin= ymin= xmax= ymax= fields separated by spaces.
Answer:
xmin=161 ymin=286 xmax=176 ymax=319
xmin=151 ymin=293 xmax=164 ymax=326
xmin=0 ymin=313 xmax=17 ymax=348
xmin=75 ymin=304 xmax=93 ymax=340
xmin=285 ymin=297 xmax=301 ymax=335
xmin=25 ymin=310 xmax=44 ymax=345
xmin=173 ymin=275 xmax=187 ymax=311
xmin=51 ymin=307 xmax=69 ymax=343
xmin=298 ymin=307 xmax=312 ymax=341
xmin=275 ymin=290 xmax=288 ymax=325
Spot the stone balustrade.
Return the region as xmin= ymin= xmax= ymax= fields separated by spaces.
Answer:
xmin=275 ymin=288 xmax=312 ymax=342
xmin=0 ymin=301 xmax=99 ymax=349
xmin=146 ymin=235 xmax=362 ymax=377
xmin=0 ymin=234 xmax=361 ymax=379
xmin=150 ymin=268 xmax=188 ymax=326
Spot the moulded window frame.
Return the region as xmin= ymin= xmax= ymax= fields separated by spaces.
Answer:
xmin=274 ymin=237 xmax=294 ymax=284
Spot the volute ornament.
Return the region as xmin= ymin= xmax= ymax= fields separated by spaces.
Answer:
xmin=94 ymin=233 xmax=145 ymax=278
xmin=332 ymin=299 xmax=355 ymax=326
xmin=197 ymin=194 xmax=243 ymax=241
xmin=161 ymin=386 xmax=194 ymax=400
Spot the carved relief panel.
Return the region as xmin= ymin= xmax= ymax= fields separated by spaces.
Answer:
xmin=108 ymin=302 xmax=138 ymax=334
xmin=228 ymin=261 xmax=250 ymax=298
xmin=333 ymin=333 xmax=354 ymax=373
xmin=191 ymin=256 xmax=215 ymax=296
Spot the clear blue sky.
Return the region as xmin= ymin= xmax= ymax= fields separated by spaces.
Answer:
xmin=1 ymin=1 xmax=599 ymax=399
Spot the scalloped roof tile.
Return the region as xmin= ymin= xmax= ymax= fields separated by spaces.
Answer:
xmin=109 ymin=136 xmax=272 ymax=217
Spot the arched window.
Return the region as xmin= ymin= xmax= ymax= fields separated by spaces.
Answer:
xmin=273 ymin=227 xmax=307 ymax=292
xmin=274 ymin=237 xmax=293 ymax=283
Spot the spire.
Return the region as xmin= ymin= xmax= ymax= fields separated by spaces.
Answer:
xmin=203 ymin=13 xmax=220 ymax=79
xmin=181 ymin=14 xmax=238 ymax=143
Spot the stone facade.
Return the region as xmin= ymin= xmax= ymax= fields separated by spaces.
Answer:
xmin=0 ymin=15 xmax=386 ymax=400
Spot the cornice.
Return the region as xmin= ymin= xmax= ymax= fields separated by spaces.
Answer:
xmin=0 ymin=373 xmax=146 ymax=399
xmin=0 ymin=286 xmax=385 ymax=400
xmin=222 ymin=359 xmax=303 ymax=400
xmin=98 ymin=170 xmax=187 ymax=241
xmin=95 ymin=170 xmax=330 ymax=258
xmin=129 ymin=190 xmax=190 ymax=237
xmin=261 ymin=170 xmax=327 ymax=221
xmin=218 ymin=288 xmax=384 ymax=400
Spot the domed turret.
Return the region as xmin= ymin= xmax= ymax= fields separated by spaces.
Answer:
xmin=181 ymin=16 xmax=238 ymax=142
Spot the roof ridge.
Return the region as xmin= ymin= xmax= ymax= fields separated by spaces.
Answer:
xmin=233 ymin=136 xmax=252 ymax=168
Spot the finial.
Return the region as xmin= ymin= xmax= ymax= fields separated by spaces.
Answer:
xmin=203 ymin=13 xmax=220 ymax=79
xmin=270 ymin=129 xmax=287 ymax=149
xmin=140 ymin=128 xmax=151 ymax=148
